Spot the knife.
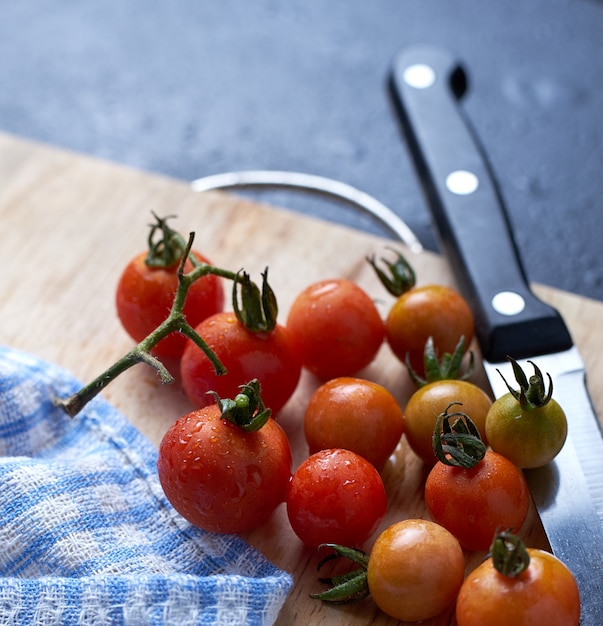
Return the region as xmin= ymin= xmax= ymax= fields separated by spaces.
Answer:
xmin=389 ymin=45 xmax=603 ymax=622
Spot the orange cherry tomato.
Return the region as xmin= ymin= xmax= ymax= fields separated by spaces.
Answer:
xmin=404 ymin=379 xmax=492 ymax=464
xmin=304 ymin=377 xmax=404 ymax=469
xmin=367 ymin=519 xmax=465 ymax=622
xmin=286 ymin=278 xmax=385 ymax=380
xmin=457 ymin=547 xmax=580 ymax=626
xmin=386 ymin=284 xmax=474 ymax=376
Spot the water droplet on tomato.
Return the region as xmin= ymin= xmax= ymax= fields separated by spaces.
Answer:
xmin=246 ymin=465 xmax=263 ymax=487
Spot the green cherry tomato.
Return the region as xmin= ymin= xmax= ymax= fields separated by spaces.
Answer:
xmin=486 ymin=393 xmax=567 ymax=469
xmin=485 ymin=359 xmax=568 ymax=469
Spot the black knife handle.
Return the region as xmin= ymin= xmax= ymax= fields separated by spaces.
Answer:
xmin=389 ymin=46 xmax=573 ymax=363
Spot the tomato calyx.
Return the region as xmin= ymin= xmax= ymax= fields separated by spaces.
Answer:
xmin=407 ymin=336 xmax=475 ymax=387
xmin=145 ymin=213 xmax=191 ymax=269
xmin=311 ymin=544 xmax=370 ymax=604
xmin=367 ymin=248 xmax=416 ymax=297
xmin=489 ymin=529 xmax=531 ymax=578
xmin=233 ymin=268 xmax=278 ymax=333
xmin=209 ymin=378 xmax=272 ymax=433
xmin=432 ymin=402 xmax=487 ymax=468
xmin=498 ymin=356 xmax=554 ymax=410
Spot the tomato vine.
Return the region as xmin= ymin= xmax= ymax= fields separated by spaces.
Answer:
xmin=55 ymin=221 xmax=272 ymax=417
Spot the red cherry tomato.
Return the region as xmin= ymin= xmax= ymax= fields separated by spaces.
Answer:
xmin=386 ymin=284 xmax=474 ymax=376
xmin=425 ymin=449 xmax=530 ymax=551
xmin=116 ymin=250 xmax=224 ymax=358
xmin=286 ymin=278 xmax=385 ymax=380
xmin=157 ymin=403 xmax=292 ymax=534
xmin=286 ymin=448 xmax=388 ymax=548
xmin=304 ymin=377 xmax=404 ymax=469
xmin=180 ymin=311 xmax=302 ymax=416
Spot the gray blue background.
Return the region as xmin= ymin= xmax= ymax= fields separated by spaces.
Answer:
xmin=2 ymin=1 xmax=602 ymax=301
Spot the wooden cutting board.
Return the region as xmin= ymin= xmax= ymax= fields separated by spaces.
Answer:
xmin=1 ymin=131 xmax=602 ymax=625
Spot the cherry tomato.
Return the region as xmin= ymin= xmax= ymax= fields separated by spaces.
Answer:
xmin=304 ymin=377 xmax=404 ymax=469
xmin=368 ymin=519 xmax=465 ymax=622
xmin=180 ymin=311 xmax=302 ymax=416
xmin=312 ymin=519 xmax=465 ymax=622
xmin=425 ymin=449 xmax=530 ymax=551
xmin=404 ymin=380 xmax=492 ymax=464
xmin=485 ymin=359 xmax=568 ymax=469
xmin=286 ymin=278 xmax=385 ymax=380
xmin=157 ymin=403 xmax=292 ymax=534
xmin=116 ymin=250 xmax=224 ymax=358
xmin=386 ymin=284 xmax=474 ymax=376
xmin=457 ymin=539 xmax=580 ymax=626
xmin=286 ymin=448 xmax=387 ymax=548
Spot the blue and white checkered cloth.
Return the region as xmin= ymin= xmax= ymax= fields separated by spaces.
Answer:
xmin=0 ymin=346 xmax=292 ymax=625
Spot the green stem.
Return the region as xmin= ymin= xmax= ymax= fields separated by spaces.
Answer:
xmin=490 ymin=530 xmax=530 ymax=578
xmin=311 ymin=544 xmax=371 ymax=604
xmin=56 ymin=348 xmax=173 ymax=417
xmin=432 ymin=402 xmax=486 ymax=467
xmin=366 ymin=247 xmax=416 ymax=297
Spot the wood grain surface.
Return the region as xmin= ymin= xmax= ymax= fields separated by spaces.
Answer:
xmin=1 ymin=132 xmax=602 ymax=625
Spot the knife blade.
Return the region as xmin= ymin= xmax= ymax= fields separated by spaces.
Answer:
xmin=389 ymin=45 xmax=603 ymax=622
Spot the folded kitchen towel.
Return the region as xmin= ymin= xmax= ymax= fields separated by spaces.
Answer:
xmin=0 ymin=346 xmax=293 ymax=626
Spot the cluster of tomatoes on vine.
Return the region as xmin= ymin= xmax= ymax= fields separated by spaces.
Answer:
xmin=108 ymin=214 xmax=578 ymax=625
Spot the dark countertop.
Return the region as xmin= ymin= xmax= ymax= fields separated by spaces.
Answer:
xmin=2 ymin=1 xmax=602 ymax=301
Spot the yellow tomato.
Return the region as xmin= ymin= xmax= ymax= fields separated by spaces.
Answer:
xmin=403 ymin=379 xmax=492 ymax=464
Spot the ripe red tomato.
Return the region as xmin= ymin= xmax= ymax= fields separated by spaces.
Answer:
xmin=286 ymin=278 xmax=385 ymax=380
xmin=116 ymin=250 xmax=224 ymax=358
xmin=386 ymin=284 xmax=474 ymax=376
xmin=180 ymin=311 xmax=302 ymax=416
xmin=425 ymin=449 xmax=530 ymax=551
xmin=157 ymin=403 xmax=292 ymax=534
xmin=368 ymin=519 xmax=465 ymax=622
xmin=403 ymin=379 xmax=492 ymax=465
xmin=286 ymin=448 xmax=387 ymax=548
xmin=456 ymin=541 xmax=580 ymax=626
xmin=304 ymin=377 xmax=404 ymax=469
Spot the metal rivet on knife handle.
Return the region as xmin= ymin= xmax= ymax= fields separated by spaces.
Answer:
xmin=491 ymin=291 xmax=526 ymax=316
xmin=445 ymin=170 xmax=480 ymax=195
xmin=402 ymin=63 xmax=436 ymax=89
